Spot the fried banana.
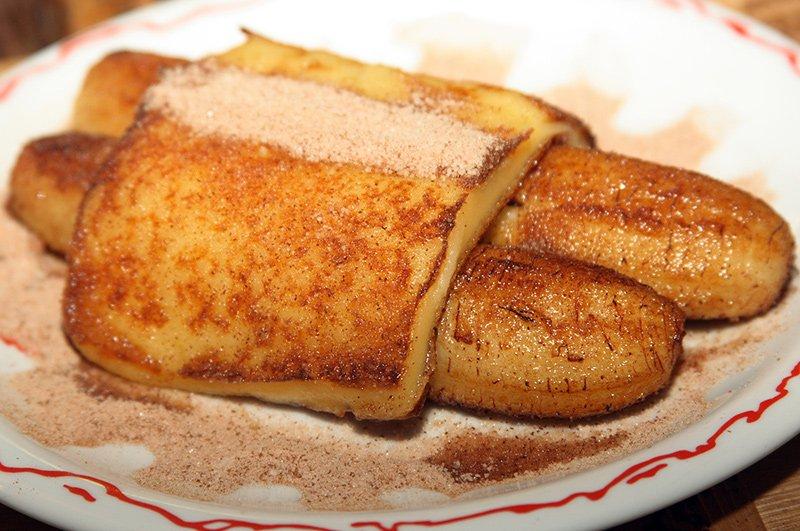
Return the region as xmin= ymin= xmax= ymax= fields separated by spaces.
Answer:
xmin=65 ymin=51 xmax=794 ymax=320
xmin=487 ymin=145 xmax=794 ymax=320
xmin=7 ymin=132 xmax=682 ymax=418
xmin=7 ymin=133 xmax=114 ymax=253
xmin=433 ymin=245 xmax=683 ymax=417
xmin=18 ymin=129 xmax=792 ymax=322
xmin=73 ymin=51 xmax=187 ymax=136
xmin=63 ymin=35 xmax=594 ymax=420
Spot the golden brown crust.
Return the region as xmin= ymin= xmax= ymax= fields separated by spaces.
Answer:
xmin=12 ymin=134 xmax=680 ymax=419
xmin=62 ymin=35 xmax=586 ymax=419
xmin=488 ymin=145 xmax=795 ymax=320
xmin=432 ymin=245 xmax=684 ymax=418
xmin=66 ymin=116 xmax=419 ymax=386
xmin=72 ymin=51 xmax=187 ymax=136
xmin=12 ymin=133 xmax=113 ymax=191
xmin=7 ymin=132 xmax=115 ymax=253
xmin=68 ymin=50 xmax=793 ymax=322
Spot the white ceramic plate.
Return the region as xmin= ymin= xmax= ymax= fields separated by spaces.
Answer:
xmin=1 ymin=0 xmax=799 ymax=529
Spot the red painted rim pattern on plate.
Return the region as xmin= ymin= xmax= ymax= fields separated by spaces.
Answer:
xmin=2 ymin=333 xmax=798 ymax=530
xmin=1 ymin=0 xmax=799 ymax=528
xmin=662 ymin=0 xmax=800 ymax=74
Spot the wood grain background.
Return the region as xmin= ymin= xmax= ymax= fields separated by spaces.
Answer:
xmin=0 ymin=0 xmax=798 ymax=529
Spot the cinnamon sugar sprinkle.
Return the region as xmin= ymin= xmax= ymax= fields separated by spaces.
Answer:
xmin=0 ymin=203 xmax=793 ymax=511
xmin=144 ymin=63 xmax=508 ymax=180
xmin=1 ymin=65 xmax=796 ymax=510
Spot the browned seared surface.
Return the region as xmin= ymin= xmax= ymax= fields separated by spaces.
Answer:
xmin=6 ymin=131 xmax=684 ymax=419
xmin=0 ymin=180 xmax=759 ymax=509
xmin=432 ymin=245 xmax=684 ymax=418
xmin=488 ymin=145 xmax=794 ymax=320
xmin=62 ymin=110 xmax=487 ymax=417
xmin=62 ymin=34 xmax=588 ymax=420
xmin=7 ymin=132 xmax=115 ymax=253
xmin=72 ymin=50 xmax=187 ymax=136
xmin=65 ymin=115 xmax=439 ymax=415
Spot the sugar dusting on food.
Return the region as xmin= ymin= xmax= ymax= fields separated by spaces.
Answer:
xmin=0 ymin=55 xmax=793 ymax=510
xmin=145 ymin=63 xmax=509 ymax=181
xmin=0 ymin=196 xmax=792 ymax=510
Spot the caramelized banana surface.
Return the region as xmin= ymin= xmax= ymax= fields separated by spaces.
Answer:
xmin=67 ymin=50 xmax=794 ymax=321
xmin=433 ymin=246 xmax=684 ymax=418
xmin=7 ymin=133 xmax=114 ymax=253
xmin=73 ymin=51 xmax=186 ymax=136
xmin=8 ymin=133 xmax=683 ymax=418
xmin=63 ymin=35 xmax=591 ymax=420
xmin=488 ymin=145 xmax=794 ymax=320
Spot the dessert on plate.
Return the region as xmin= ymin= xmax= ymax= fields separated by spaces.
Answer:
xmin=6 ymin=32 xmax=793 ymax=421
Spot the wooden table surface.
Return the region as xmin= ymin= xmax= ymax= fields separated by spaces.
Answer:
xmin=1 ymin=0 xmax=798 ymax=529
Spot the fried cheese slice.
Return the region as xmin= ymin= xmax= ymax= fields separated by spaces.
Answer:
xmin=11 ymin=131 xmax=682 ymax=419
xmin=64 ymin=35 xmax=589 ymax=419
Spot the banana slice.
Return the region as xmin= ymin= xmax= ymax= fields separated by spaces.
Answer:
xmin=487 ymin=145 xmax=794 ymax=320
xmin=7 ymin=132 xmax=114 ymax=253
xmin=433 ymin=245 xmax=683 ymax=418
xmin=8 ymin=132 xmax=684 ymax=418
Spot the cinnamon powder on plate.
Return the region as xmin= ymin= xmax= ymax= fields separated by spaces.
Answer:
xmin=0 ymin=71 xmax=792 ymax=509
xmin=0 ymin=207 xmax=785 ymax=510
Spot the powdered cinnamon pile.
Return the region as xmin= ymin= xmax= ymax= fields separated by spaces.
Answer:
xmin=145 ymin=63 xmax=507 ymax=180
